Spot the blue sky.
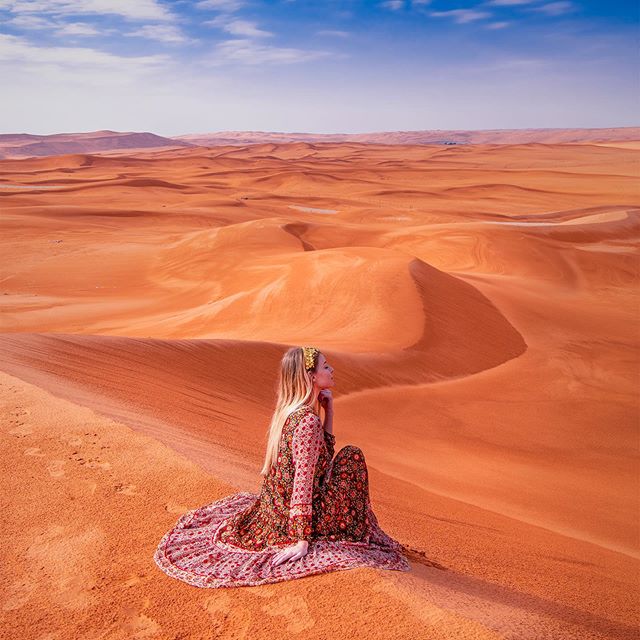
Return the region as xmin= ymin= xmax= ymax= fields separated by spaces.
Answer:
xmin=0 ymin=0 xmax=637 ymax=135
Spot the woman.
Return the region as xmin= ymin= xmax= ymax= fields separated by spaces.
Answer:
xmin=154 ymin=346 xmax=410 ymax=588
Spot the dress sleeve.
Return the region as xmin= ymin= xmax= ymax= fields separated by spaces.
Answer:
xmin=324 ymin=430 xmax=335 ymax=461
xmin=288 ymin=411 xmax=323 ymax=541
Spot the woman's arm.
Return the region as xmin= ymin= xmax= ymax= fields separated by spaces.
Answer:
xmin=288 ymin=412 xmax=323 ymax=540
xmin=323 ymin=407 xmax=333 ymax=436
xmin=323 ymin=408 xmax=335 ymax=461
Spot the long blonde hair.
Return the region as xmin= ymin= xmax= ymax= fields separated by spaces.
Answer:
xmin=260 ymin=346 xmax=320 ymax=476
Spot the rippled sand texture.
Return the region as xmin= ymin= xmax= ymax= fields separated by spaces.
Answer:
xmin=1 ymin=141 xmax=639 ymax=639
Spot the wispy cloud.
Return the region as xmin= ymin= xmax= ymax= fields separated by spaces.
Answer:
xmin=429 ymin=9 xmax=492 ymax=24
xmin=54 ymin=21 xmax=101 ymax=37
xmin=483 ymin=0 xmax=537 ymax=5
xmin=5 ymin=14 xmax=53 ymax=29
xmin=317 ymin=29 xmax=350 ymax=37
xmin=380 ymin=0 xmax=404 ymax=10
xmin=483 ymin=0 xmax=577 ymax=14
xmin=4 ymin=12 xmax=114 ymax=39
xmin=0 ymin=0 xmax=175 ymax=21
xmin=206 ymin=38 xmax=333 ymax=65
xmin=124 ymin=24 xmax=193 ymax=44
xmin=195 ymin=0 xmax=246 ymax=12
xmin=529 ymin=1 xmax=576 ymax=16
xmin=0 ymin=32 xmax=170 ymax=84
xmin=380 ymin=0 xmax=435 ymax=10
xmin=485 ymin=21 xmax=511 ymax=29
xmin=205 ymin=16 xmax=273 ymax=37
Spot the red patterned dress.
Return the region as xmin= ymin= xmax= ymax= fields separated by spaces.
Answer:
xmin=154 ymin=405 xmax=410 ymax=588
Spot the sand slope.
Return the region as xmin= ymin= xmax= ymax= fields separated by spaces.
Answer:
xmin=2 ymin=371 xmax=638 ymax=639
xmin=1 ymin=141 xmax=638 ymax=638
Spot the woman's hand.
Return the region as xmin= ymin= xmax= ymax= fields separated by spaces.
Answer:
xmin=318 ymin=389 xmax=333 ymax=414
xmin=271 ymin=540 xmax=309 ymax=566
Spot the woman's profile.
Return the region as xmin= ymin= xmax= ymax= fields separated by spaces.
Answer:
xmin=154 ymin=346 xmax=410 ymax=588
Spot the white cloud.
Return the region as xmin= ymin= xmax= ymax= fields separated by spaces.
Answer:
xmin=485 ymin=21 xmax=511 ymax=29
xmin=5 ymin=13 xmax=115 ymax=38
xmin=195 ymin=0 xmax=245 ymax=12
xmin=0 ymin=0 xmax=174 ymax=21
xmin=529 ymin=1 xmax=575 ymax=16
xmin=54 ymin=21 xmax=101 ymax=36
xmin=206 ymin=38 xmax=332 ymax=65
xmin=225 ymin=19 xmax=271 ymax=37
xmin=205 ymin=16 xmax=273 ymax=37
xmin=382 ymin=0 xmax=432 ymax=9
xmin=483 ymin=0 xmax=537 ymax=5
xmin=317 ymin=30 xmax=349 ymax=37
xmin=125 ymin=24 xmax=192 ymax=43
xmin=6 ymin=13 xmax=52 ymax=28
xmin=429 ymin=9 xmax=491 ymax=24
xmin=0 ymin=32 xmax=171 ymax=85
xmin=381 ymin=0 xmax=404 ymax=10
xmin=483 ymin=0 xmax=576 ymax=15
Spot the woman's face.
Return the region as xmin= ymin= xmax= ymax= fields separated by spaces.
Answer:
xmin=313 ymin=353 xmax=334 ymax=389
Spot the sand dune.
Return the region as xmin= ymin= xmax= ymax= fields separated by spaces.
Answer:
xmin=3 ymin=127 xmax=638 ymax=160
xmin=1 ymin=140 xmax=638 ymax=638
xmin=174 ymin=126 xmax=640 ymax=146
xmin=0 ymin=130 xmax=191 ymax=159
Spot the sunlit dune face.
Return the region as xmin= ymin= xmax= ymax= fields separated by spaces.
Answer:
xmin=314 ymin=352 xmax=334 ymax=389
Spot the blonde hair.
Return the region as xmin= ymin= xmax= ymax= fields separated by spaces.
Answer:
xmin=259 ymin=346 xmax=320 ymax=476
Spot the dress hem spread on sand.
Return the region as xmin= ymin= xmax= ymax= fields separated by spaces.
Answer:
xmin=154 ymin=406 xmax=410 ymax=588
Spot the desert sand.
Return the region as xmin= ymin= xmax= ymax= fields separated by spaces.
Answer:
xmin=2 ymin=127 xmax=639 ymax=159
xmin=0 ymin=140 xmax=638 ymax=639
xmin=174 ymin=126 xmax=640 ymax=147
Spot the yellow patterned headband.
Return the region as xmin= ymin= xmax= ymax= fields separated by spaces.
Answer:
xmin=302 ymin=346 xmax=320 ymax=372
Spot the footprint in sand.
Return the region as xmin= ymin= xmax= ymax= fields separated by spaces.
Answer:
xmin=85 ymin=459 xmax=112 ymax=471
xmin=164 ymin=502 xmax=192 ymax=514
xmin=24 ymin=447 xmax=46 ymax=457
xmin=203 ymin=590 xmax=231 ymax=615
xmin=115 ymin=483 xmax=137 ymax=495
xmin=7 ymin=408 xmax=30 ymax=426
xmin=119 ymin=606 xmax=161 ymax=639
xmin=26 ymin=524 xmax=104 ymax=611
xmin=202 ymin=592 xmax=251 ymax=637
xmin=47 ymin=460 xmax=66 ymax=478
xmin=9 ymin=424 xmax=32 ymax=437
xmin=2 ymin=579 xmax=36 ymax=611
xmin=259 ymin=594 xmax=316 ymax=634
xmin=122 ymin=573 xmax=147 ymax=588
xmin=69 ymin=450 xmax=112 ymax=471
xmin=79 ymin=479 xmax=97 ymax=495
xmin=60 ymin=435 xmax=83 ymax=447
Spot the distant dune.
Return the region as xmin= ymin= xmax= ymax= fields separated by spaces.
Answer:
xmin=0 ymin=129 xmax=192 ymax=159
xmin=1 ymin=126 xmax=638 ymax=159
xmin=173 ymin=126 xmax=640 ymax=147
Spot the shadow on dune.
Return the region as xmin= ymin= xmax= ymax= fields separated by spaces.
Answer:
xmin=402 ymin=559 xmax=638 ymax=640
xmin=0 ymin=258 xmax=526 ymax=489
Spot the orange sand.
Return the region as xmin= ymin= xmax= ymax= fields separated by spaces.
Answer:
xmin=0 ymin=141 xmax=638 ymax=639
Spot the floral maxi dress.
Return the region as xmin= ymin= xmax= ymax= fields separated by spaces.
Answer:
xmin=154 ymin=405 xmax=410 ymax=588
